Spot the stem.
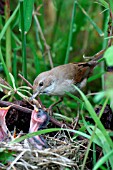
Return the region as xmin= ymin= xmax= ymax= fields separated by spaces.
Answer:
xmin=82 ymin=98 xmax=109 ymax=170
xmin=20 ymin=0 xmax=27 ymax=79
xmin=102 ymin=10 xmax=110 ymax=90
xmin=50 ymin=0 xmax=64 ymax=49
xmin=5 ymin=0 xmax=12 ymax=73
xmin=0 ymin=4 xmax=19 ymax=41
xmin=0 ymin=46 xmax=10 ymax=82
xmin=13 ymin=50 xmax=17 ymax=85
xmin=33 ymin=14 xmax=53 ymax=68
xmin=64 ymin=0 xmax=77 ymax=64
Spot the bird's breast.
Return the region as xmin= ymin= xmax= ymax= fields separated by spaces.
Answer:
xmin=52 ymin=79 xmax=76 ymax=96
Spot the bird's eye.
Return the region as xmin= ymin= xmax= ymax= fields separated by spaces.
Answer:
xmin=39 ymin=82 xmax=43 ymax=87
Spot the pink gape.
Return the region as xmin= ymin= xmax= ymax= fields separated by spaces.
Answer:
xmin=28 ymin=108 xmax=49 ymax=149
xmin=0 ymin=107 xmax=9 ymax=141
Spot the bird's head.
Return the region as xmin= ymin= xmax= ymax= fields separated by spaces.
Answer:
xmin=32 ymin=71 xmax=56 ymax=99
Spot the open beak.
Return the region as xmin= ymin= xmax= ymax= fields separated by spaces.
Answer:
xmin=28 ymin=108 xmax=49 ymax=149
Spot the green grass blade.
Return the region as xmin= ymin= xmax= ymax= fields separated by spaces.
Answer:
xmin=9 ymin=128 xmax=92 ymax=145
xmin=81 ymin=97 xmax=111 ymax=170
xmin=29 ymin=42 xmax=41 ymax=75
xmin=24 ymin=0 xmax=35 ymax=33
xmin=73 ymin=85 xmax=113 ymax=149
xmin=0 ymin=83 xmax=11 ymax=90
xmin=98 ymin=0 xmax=109 ymax=9
xmin=19 ymin=0 xmax=27 ymax=79
xmin=66 ymin=91 xmax=83 ymax=104
xmin=93 ymin=150 xmax=113 ymax=170
xmin=77 ymin=2 xmax=104 ymax=36
xmin=0 ymin=4 xmax=19 ymax=41
xmin=93 ymin=143 xmax=96 ymax=167
xmin=5 ymin=0 xmax=12 ymax=73
xmin=9 ymin=73 xmax=16 ymax=90
xmin=104 ymin=46 xmax=113 ymax=66
xmin=90 ymin=126 xmax=113 ymax=167
xmin=82 ymin=116 xmax=102 ymax=146
xmin=12 ymin=50 xmax=17 ymax=85
xmin=87 ymin=71 xmax=105 ymax=82
xmin=64 ymin=0 xmax=77 ymax=64
xmin=0 ymin=47 xmax=10 ymax=83
xmin=109 ymin=0 xmax=113 ymax=12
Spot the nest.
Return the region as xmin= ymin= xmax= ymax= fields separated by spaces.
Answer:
xmin=0 ymin=131 xmax=89 ymax=170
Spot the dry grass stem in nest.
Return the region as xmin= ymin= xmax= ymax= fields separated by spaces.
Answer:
xmin=0 ymin=136 xmax=89 ymax=170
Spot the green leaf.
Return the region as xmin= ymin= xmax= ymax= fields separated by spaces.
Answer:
xmin=90 ymin=126 xmax=113 ymax=168
xmin=98 ymin=0 xmax=109 ymax=9
xmin=0 ymin=150 xmax=15 ymax=164
xmin=109 ymin=0 xmax=113 ymax=12
xmin=72 ymin=85 xmax=113 ymax=149
xmin=88 ymin=71 xmax=105 ymax=82
xmin=0 ymin=4 xmax=19 ymax=41
xmin=24 ymin=0 xmax=35 ymax=33
xmin=10 ymin=128 xmax=91 ymax=144
xmin=9 ymin=73 xmax=16 ymax=90
xmin=77 ymin=2 xmax=104 ymax=36
xmin=66 ymin=92 xmax=83 ymax=104
xmin=0 ymin=83 xmax=11 ymax=90
xmin=0 ymin=48 xmax=11 ymax=83
xmin=82 ymin=116 xmax=102 ymax=147
xmin=104 ymin=46 xmax=113 ymax=66
xmin=93 ymin=91 xmax=105 ymax=103
xmin=64 ymin=0 xmax=77 ymax=64
xmin=93 ymin=150 xmax=113 ymax=170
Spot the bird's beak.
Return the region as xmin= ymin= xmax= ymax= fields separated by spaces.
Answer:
xmin=30 ymin=90 xmax=39 ymax=100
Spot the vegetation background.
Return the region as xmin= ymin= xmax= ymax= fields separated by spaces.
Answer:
xmin=0 ymin=0 xmax=113 ymax=169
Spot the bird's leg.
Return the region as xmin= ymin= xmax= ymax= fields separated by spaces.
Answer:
xmin=48 ymin=97 xmax=63 ymax=116
xmin=71 ymin=102 xmax=80 ymax=130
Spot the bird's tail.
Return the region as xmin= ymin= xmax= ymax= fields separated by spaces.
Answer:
xmin=91 ymin=49 xmax=105 ymax=62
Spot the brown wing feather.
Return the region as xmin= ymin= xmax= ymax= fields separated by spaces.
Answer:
xmin=51 ymin=61 xmax=97 ymax=84
xmin=73 ymin=62 xmax=96 ymax=84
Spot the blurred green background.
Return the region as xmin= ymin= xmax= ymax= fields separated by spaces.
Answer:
xmin=0 ymin=0 xmax=109 ymax=112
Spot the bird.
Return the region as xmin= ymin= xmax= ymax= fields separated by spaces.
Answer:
xmin=0 ymin=107 xmax=10 ymax=142
xmin=32 ymin=55 xmax=103 ymax=99
xmin=28 ymin=108 xmax=49 ymax=149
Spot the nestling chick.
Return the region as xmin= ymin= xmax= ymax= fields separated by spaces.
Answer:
xmin=28 ymin=108 xmax=49 ymax=149
xmin=0 ymin=107 xmax=9 ymax=141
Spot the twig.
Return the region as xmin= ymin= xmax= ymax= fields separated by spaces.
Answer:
xmin=18 ymin=73 xmax=42 ymax=108
xmin=18 ymin=73 xmax=33 ymax=89
xmin=0 ymin=100 xmax=32 ymax=114
xmin=83 ymin=49 xmax=105 ymax=61
xmin=7 ymin=150 xmax=26 ymax=170
xmin=0 ymin=100 xmax=73 ymax=130
xmin=72 ymin=107 xmax=80 ymax=130
xmin=33 ymin=13 xmax=53 ymax=68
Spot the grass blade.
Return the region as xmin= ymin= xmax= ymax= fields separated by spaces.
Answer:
xmin=73 ymin=85 xmax=113 ymax=149
xmin=93 ymin=150 xmax=113 ymax=170
xmin=10 ymin=128 xmax=92 ymax=144
xmin=0 ymin=47 xmax=10 ymax=83
xmin=77 ymin=2 xmax=104 ymax=36
xmin=19 ymin=0 xmax=27 ymax=79
xmin=64 ymin=0 xmax=77 ymax=64
xmin=0 ymin=4 xmax=19 ymax=41
xmin=24 ymin=0 xmax=35 ymax=33
xmin=98 ymin=0 xmax=109 ymax=9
